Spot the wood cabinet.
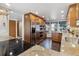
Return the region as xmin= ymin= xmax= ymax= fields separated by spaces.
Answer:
xmin=9 ymin=20 xmax=19 ymax=38
xmin=52 ymin=33 xmax=62 ymax=51
xmin=52 ymin=33 xmax=62 ymax=43
xmin=67 ymin=3 xmax=79 ymax=27
xmin=24 ymin=15 xmax=31 ymax=44
xmin=17 ymin=21 xmax=19 ymax=36
xmin=24 ymin=12 xmax=46 ymax=45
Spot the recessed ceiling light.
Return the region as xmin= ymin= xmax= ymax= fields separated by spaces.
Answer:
xmin=61 ymin=10 xmax=64 ymax=13
xmin=5 ymin=3 xmax=10 ymax=6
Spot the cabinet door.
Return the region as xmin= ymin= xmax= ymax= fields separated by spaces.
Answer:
xmin=67 ymin=4 xmax=79 ymax=27
xmin=52 ymin=33 xmax=62 ymax=43
xmin=9 ymin=20 xmax=16 ymax=37
xmin=78 ymin=4 xmax=79 ymax=18
xmin=70 ymin=5 xmax=76 ymax=27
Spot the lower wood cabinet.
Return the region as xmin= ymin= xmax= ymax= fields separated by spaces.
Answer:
xmin=52 ymin=33 xmax=62 ymax=51
xmin=52 ymin=33 xmax=62 ymax=43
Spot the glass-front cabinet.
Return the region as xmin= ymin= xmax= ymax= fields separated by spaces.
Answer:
xmin=51 ymin=21 xmax=67 ymax=33
xmin=59 ymin=21 xmax=67 ymax=32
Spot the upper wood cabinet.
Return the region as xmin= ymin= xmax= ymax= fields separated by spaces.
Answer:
xmin=67 ymin=3 xmax=79 ymax=27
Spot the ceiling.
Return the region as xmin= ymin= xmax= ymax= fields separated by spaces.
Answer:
xmin=0 ymin=3 xmax=72 ymax=21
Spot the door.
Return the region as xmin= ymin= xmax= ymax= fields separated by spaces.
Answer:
xmin=9 ymin=20 xmax=16 ymax=37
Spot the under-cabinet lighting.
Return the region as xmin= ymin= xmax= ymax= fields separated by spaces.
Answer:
xmin=61 ymin=10 xmax=64 ymax=13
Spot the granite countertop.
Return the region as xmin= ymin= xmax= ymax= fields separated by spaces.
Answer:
xmin=19 ymin=42 xmax=79 ymax=56
xmin=0 ymin=36 xmax=22 ymax=42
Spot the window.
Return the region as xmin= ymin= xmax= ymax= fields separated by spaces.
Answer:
xmin=51 ymin=23 xmax=55 ymax=31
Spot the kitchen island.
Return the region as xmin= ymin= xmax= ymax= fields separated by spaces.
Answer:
xmin=19 ymin=43 xmax=79 ymax=56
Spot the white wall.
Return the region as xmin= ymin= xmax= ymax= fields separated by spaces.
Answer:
xmin=0 ymin=15 xmax=8 ymax=36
